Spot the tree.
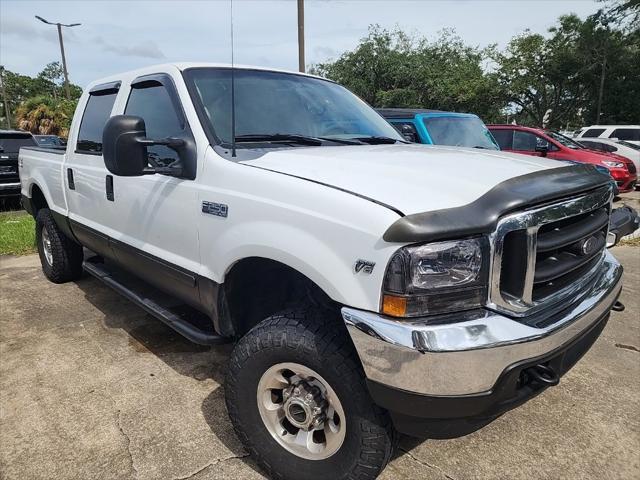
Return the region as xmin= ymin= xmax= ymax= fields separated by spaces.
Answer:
xmin=2 ymin=62 xmax=81 ymax=127
xmin=38 ymin=62 xmax=65 ymax=99
xmin=311 ymin=26 xmax=506 ymax=122
xmin=493 ymin=13 xmax=639 ymax=128
xmin=14 ymin=95 xmax=77 ymax=137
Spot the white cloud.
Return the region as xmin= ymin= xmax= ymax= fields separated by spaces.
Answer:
xmin=93 ymin=36 xmax=165 ymax=59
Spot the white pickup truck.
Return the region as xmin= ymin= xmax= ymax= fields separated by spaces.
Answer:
xmin=20 ymin=63 xmax=624 ymax=480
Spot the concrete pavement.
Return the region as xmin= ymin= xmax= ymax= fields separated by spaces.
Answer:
xmin=0 ymin=247 xmax=638 ymax=480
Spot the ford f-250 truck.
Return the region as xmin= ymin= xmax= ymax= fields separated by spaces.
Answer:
xmin=19 ymin=63 xmax=624 ymax=480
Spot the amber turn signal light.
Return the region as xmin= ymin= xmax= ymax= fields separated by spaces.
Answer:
xmin=382 ymin=294 xmax=407 ymax=317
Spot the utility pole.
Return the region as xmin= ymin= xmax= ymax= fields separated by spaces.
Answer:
xmin=0 ymin=65 xmax=10 ymax=128
xmin=35 ymin=16 xmax=81 ymax=100
xmin=297 ymin=0 xmax=305 ymax=73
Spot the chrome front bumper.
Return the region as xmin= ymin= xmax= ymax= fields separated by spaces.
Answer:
xmin=342 ymin=251 xmax=622 ymax=396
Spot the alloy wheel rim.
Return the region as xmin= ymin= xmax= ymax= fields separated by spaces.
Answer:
xmin=42 ymin=226 xmax=53 ymax=266
xmin=257 ymin=362 xmax=346 ymax=460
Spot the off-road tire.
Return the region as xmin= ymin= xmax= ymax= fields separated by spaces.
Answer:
xmin=226 ymin=306 xmax=397 ymax=480
xmin=35 ymin=208 xmax=83 ymax=283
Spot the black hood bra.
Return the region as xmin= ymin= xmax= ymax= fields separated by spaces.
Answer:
xmin=383 ymin=164 xmax=612 ymax=243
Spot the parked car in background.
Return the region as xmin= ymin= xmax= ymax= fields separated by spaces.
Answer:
xmin=576 ymin=125 xmax=640 ymax=146
xmin=377 ymin=108 xmax=499 ymax=149
xmin=33 ymin=135 xmax=67 ymax=148
xmin=488 ymin=125 xmax=637 ymax=192
xmin=578 ymin=138 xmax=640 ymax=176
xmin=0 ymin=130 xmax=37 ymax=197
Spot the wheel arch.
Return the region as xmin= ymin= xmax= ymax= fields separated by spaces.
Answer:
xmin=28 ymin=183 xmax=50 ymax=215
xmin=219 ymin=256 xmax=340 ymax=337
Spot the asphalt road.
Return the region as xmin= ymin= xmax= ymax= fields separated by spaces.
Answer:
xmin=0 ymin=246 xmax=638 ymax=480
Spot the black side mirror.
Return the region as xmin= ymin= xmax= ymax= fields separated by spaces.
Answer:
xmin=102 ymin=115 xmax=185 ymax=177
xmin=103 ymin=115 xmax=148 ymax=176
xmin=399 ymin=124 xmax=418 ymax=143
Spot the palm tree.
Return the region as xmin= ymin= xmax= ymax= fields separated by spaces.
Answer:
xmin=14 ymin=95 xmax=76 ymax=137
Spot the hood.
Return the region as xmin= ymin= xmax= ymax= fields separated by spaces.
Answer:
xmin=242 ymin=144 xmax=563 ymax=215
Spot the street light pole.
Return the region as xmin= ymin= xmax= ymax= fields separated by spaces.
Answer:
xmin=35 ymin=16 xmax=81 ymax=100
xmin=56 ymin=23 xmax=71 ymax=100
xmin=297 ymin=0 xmax=305 ymax=73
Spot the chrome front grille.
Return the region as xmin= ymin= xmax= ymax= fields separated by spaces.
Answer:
xmin=488 ymin=185 xmax=613 ymax=317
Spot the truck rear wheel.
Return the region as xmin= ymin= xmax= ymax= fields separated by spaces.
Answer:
xmin=35 ymin=208 xmax=83 ymax=283
xmin=225 ymin=307 xmax=396 ymax=480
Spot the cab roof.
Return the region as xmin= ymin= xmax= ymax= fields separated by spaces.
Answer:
xmin=84 ymin=62 xmax=328 ymax=91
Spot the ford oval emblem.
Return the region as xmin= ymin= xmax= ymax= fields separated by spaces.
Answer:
xmin=580 ymin=236 xmax=598 ymax=256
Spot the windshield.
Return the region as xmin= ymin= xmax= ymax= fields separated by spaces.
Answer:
xmin=0 ymin=134 xmax=37 ymax=153
xmin=422 ymin=115 xmax=498 ymax=150
xmin=545 ymin=130 xmax=584 ymax=150
xmin=184 ymin=68 xmax=403 ymax=147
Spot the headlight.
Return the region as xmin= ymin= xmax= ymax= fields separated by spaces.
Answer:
xmin=603 ymin=161 xmax=625 ymax=168
xmin=381 ymin=238 xmax=488 ymax=317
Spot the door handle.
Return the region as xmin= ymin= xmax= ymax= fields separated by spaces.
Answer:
xmin=67 ymin=168 xmax=75 ymax=190
xmin=106 ymin=175 xmax=114 ymax=201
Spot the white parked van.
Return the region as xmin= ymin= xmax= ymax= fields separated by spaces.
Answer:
xmin=577 ymin=125 xmax=640 ymax=146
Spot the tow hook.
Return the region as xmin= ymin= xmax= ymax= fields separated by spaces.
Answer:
xmin=525 ymin=364 xmax=560 ymax=386
xmin=612 ymin=301 xmax=625 ymax=312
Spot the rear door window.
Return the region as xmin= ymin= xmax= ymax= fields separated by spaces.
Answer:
xmin=581 ymin=128 xmax=605 ymax=138
xmin=76 ymin=91 xmax=119 ymax=153
xmin=491 ymin=129 xmax=513 ymax=150
xmin=611 ymin=128 xmax=640 ymax=141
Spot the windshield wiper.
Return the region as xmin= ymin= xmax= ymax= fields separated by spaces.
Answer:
xmin=352 ymin=136 xmax=403 ymax=145
xmin=316 ymin=136 xmax=366 ymax=145
xmin=235 ymin=134 xmax=322 ymax=146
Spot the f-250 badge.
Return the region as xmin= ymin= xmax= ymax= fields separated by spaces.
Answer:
xmin=202 ymin=201 xmax=228 ymax=218
xmin=354 ymin=259 xmax=375 ymax=274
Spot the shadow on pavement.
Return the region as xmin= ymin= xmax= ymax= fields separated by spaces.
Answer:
xmin=74 ymin=275 xmax=267 ymax=477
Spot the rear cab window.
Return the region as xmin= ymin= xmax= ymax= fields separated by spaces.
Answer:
xmin=76 ymin=82 xmax=120 ymax=154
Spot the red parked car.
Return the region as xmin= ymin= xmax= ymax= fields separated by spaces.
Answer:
xmin=488 ymin=125 xmax=637 ymax=192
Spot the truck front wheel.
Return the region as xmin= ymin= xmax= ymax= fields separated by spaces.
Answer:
xmin=226 ymin=307 xmax=396 ymax=480
xmin=35 ymin=208 xmax=83 ymax=283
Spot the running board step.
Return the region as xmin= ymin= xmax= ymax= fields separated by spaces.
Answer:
xmin=83 ymin=259 xmax=229 ymax=346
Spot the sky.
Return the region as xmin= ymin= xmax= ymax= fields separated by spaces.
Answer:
xmin=1 ymin=0 xmax=603 ymax=88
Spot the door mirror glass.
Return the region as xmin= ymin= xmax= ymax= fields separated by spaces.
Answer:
xmin=102 ymin=115 xmax=149 ymax=176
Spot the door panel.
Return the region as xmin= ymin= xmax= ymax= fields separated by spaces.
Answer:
xmin=104 ymin=76 xmax=201 ymax=301
xmin=65 ymin=88 xmax=121 ymax=253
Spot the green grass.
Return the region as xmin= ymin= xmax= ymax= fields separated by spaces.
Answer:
xmin=0 ymin=211 xmax=36 ymax=255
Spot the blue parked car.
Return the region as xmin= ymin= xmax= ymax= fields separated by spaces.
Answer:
xmin=377 ymin=108 xmax=499 ymax=150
